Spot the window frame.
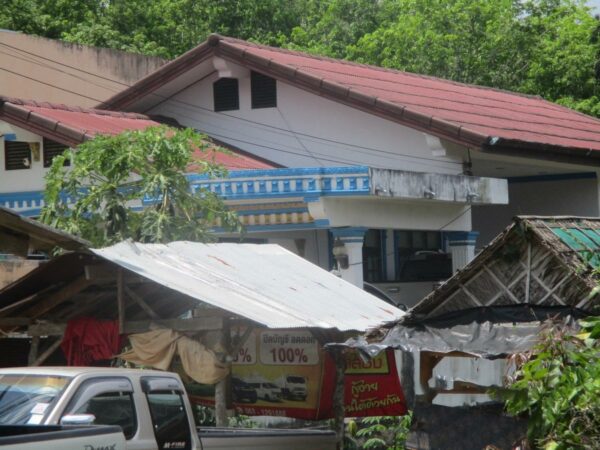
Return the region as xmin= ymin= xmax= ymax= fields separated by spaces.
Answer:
xmin=61 ymin=377 xmax=137 ymax=440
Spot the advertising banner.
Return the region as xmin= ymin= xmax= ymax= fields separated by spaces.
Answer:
xmin=186 ymin=328 xmax=407 ymax=419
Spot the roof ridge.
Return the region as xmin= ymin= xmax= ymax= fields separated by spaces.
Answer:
xmin=214 ymin=34 xmax=551 ymax=103
xmin=0 ymin=95 xmax=152 ymax=120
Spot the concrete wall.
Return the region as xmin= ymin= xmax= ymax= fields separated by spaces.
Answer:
xmin=150 ymin=64 xmax=464 ymax=173
xmin=0 ymin=30 xmax=166 ymax=106
xmin=473 ymin=175 xmax=599 ymax=246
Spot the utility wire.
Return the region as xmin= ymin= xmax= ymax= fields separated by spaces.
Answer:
xmin=0 ymin=40 xmax=464 ymax=170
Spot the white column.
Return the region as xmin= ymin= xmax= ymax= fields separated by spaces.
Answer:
xmin=331 ymin=227 xmax=367 ymax=287
xmin=446 ymin=231 xmax=479 ymax=274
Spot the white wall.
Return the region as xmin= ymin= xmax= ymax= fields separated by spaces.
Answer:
xmin=149 ymin=63 xmax=464 ymax=174
xmin=473 ymin=176 xmax=600 ymax=246
xmin=0 ymin=125 xmax=47 ymax=193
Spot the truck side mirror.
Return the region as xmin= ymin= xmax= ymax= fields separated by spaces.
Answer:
xmin=60 ymin=414 xmax=96 ymax=426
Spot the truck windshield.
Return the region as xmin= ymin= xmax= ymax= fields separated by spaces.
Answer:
xmin=0 ymin=374 xmax=70 ymax=425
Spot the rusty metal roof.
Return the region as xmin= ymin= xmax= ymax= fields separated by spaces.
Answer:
xmin=92 ymin=241 xmax=404 ymax=331
xmin=100 ymin=34 xmax=600 ymax=164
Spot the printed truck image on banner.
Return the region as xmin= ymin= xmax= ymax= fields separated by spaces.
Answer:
xmin=186 ymin=328 xmax=407 ymax=419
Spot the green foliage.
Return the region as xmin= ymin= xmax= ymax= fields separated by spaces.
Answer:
xmin=501 ymin=317 xmax=600 ymax=449
xmin=40 ymin=126 xmax=241 ymax=246
xmin=4 ymin=0 xmax=600 ymax=116
xmin=345 ymin=414 xmax=412 ymax=450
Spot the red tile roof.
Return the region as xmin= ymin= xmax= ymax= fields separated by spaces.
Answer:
xmin=0 ymin=96 xmax=276 ymax=171
xmin=100 ymin=34 xmax=600 ymax=163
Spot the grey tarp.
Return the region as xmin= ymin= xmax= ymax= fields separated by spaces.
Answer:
xmin=333 ymin=306 xmax=584 ymax=358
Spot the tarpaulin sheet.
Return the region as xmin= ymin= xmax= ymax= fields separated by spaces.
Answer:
xmin=335 ymin=306 xmax=584 ymax=359
xmin=120 ymin=329 xmax=228 ymax=384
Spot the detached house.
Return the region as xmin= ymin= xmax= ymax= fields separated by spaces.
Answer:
xmin=4 ymin=35 xmax=600 ymax=307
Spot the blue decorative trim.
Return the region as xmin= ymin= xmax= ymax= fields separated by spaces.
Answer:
xmin=213 ymin=222 xmax=331 ymax=233
xmin=0 ymin=190 xmax=45 ymax=211
xmin=3 ymin=133 xmax=16 ymax=141
xmin=187 ymin=166 xmax=371 ymax=203
xmin=187 ymin=166 xmax=369 ymax=181
xmin=236 ymin=207 xmax=308 ymax=216
xmin=314 ymin=219 xmax=330 ymax=227
xmin=331 ymin=227 xmax=368 ymax=239
xmin=507 ymin=172 xmax=596 ymax=184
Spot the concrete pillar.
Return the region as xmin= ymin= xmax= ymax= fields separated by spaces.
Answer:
xmin=331 ymin=227 xmax=367 ymax=287
xmin=446 ymin=231 xmax=479 ymax=274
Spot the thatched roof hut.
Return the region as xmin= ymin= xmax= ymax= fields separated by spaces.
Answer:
xmin=413 ymin=216 xmax=600 ymax=319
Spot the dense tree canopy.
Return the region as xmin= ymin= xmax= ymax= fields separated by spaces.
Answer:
xmin=3 ymin=0 xmax=600 ymax=115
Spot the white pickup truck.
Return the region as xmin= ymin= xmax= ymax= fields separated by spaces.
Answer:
xmin=0 ymin=367 xmax=336 ymax=450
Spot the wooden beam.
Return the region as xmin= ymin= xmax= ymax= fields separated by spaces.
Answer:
xmin=32 ymin=338 xmax=62 ymax=366
xmin=28 ymin=317 xmax=224 ymax=336
xmin=85 ymin=264 xmax=149 ymax=284
xmin=28 ymin=336 xmax=39 ymax=366
xmin=22 ymin=276 xmax=92 ymax=319
xmin=0 ymin=317 xmax=32 ymax=327
xmin=331 ymin=347 xmax=346 ymax=450
xmin=117 ymin=269 xmax=124 ymax=334
xmin=215 ymin=318 xmax=231 ymax=428
xmin=124 ymin=286 xmax=159 ymax=319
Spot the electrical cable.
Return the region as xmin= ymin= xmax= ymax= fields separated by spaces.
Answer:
xmin=0 ymin=40 xmax=465 ymax=169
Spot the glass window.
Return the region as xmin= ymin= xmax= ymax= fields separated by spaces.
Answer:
xmin=395 ymin=231 xmax=451 ymax=282
xmin=72 ymin=391 xmax=137 ymax=439
xmin=363 ymin=229 xmax=385 ymax=282
xmin=146 ymin=392 xmax=191 ymax=450
xmin=0 ymin=374 xmax=70 ymax=425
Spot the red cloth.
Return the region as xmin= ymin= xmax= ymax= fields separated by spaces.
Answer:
xmin=61 ymin=318 xmax=122 ymax=366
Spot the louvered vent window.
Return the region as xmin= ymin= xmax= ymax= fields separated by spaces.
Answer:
xmin=213 ymin=78 xmax=239 ymax=112
xmin=251 ymin=71 xmax=277 ymax=109
xmin=4 ymin=141 xmax=31 ymax=170
xmin=43 ymin=138 xmax=70 ymax=167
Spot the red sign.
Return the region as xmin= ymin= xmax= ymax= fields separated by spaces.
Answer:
xmin=187 ymin=329 xmax=407 ymax=419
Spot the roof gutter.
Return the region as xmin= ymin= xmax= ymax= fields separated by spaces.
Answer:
xmin=482 ymin=136 xmax=600 ymax=167
xmin=0 ymin=99 xmax=89 ymax=147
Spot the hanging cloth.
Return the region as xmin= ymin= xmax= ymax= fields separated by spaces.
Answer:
xmin=61 ymin=318 xmax=122 ymax=366
xmin=119 ymin=328 xmax=228 ymax=384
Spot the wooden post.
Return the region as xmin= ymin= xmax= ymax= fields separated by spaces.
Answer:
xmin=32 ymin=339 xmax=62 ymax=366
xmin=400 ymin=351 xmax=416 ymax=409
xmin=117 ymin=269 xmax=125 ymax=334
xmin=215 ymin=318 xmax=231 ymax=427
xmin=331 ymin=347 xmax=346 ymax=450
xmin=28 ymin=336 xmax=40 ymax=366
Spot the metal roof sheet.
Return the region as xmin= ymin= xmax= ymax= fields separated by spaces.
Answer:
xmin=91 ymin=241 xmax=404 ymax=331
xmin=101 ymin=35 xmax=600 ymax=158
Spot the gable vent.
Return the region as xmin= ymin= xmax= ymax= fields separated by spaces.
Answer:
xmin=251 ymin=71 xmax=277 ymax=109
xmin=43 ymin=138 xmax=70 ymax=167
xmin=4 ymin=141 xmax=31 ymax=170
xmin=213 ymin=78 xmax=239 ymax=112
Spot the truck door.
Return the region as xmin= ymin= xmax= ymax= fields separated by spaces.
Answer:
xmin=60 ymin=378 xmax=138 ymax=442
xmin=141 ymin=377 xmax=192 ymax=450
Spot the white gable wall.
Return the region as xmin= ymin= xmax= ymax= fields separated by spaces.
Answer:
xmin=148 ymin=64 xmax=465 ymax=174
xmin=0 ymin=124 xmax=46 ymax=193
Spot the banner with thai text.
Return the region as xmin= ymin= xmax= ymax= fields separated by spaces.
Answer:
xmin=186 ymin=328 xmax=406 ymax=419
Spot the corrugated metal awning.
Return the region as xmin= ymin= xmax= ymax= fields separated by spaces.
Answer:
xmin=91 ymin=241 xmax=404 ymax=331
